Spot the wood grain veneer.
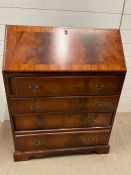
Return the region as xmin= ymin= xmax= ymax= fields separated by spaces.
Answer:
xmin=3 ymin=26 xmax=126 ymax=72
xmin=3 ymin=25 xmax=126 ymax=161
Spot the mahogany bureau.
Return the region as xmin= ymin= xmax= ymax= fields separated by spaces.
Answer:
xmin=3 ymin=25 xmax=126 ymax=161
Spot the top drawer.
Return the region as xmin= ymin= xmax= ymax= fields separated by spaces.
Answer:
xmin=10 ymin=76 xmax=122 ymax=97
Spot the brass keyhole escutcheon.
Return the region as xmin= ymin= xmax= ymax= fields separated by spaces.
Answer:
xmin=65 ymin=30 xmax=68 ymax=35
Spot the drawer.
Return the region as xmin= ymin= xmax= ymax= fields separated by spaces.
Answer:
xmin=14 ymin=113 xmax=112 ymax=131
xmin=15 ymin=130 xmax=110 ymax=151
xmin=10 ymin=96 xmax=119 ymax=114
xmin=10 ymin=76 xmax=122 ymax=96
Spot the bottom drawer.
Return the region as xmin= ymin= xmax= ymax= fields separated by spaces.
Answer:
xmin=15 ymin=130 xmax=110 ymax=151
xmin=14 ymin=113 xmax=112 ymax=131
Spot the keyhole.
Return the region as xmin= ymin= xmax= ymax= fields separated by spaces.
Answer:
xmin=65 ymin=30 xmax=68 ymax=35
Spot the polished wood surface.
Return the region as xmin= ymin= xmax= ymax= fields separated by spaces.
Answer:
xmin=15 ymin=130 xmax=110 ymax=151
xmin=14 ymin=145 xmax=110 ymax=161
xmin=11 ymin=76 xmax=122 ymax=96
xmin=3 ymin=26 xmax=126 ymax=161
xmin=3 ymin=25 xmax=126 ymax=72
xmin=14 ymin=113 xmax=112 ymax=131
xmin=10 ymin=96 xmax=119 ymax=114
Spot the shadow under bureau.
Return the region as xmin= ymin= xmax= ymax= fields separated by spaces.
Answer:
xmin=3 ymin=25 xmax=126 ymax=161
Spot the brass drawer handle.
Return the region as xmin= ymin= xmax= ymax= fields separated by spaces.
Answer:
xmin=96 ymin=83 xmax=104 ymax=89
xmin=93 ymin=102 xmax=101 ymax=108
xmin=31 ymin=104 xmax=40 ymax=111
xmin=32 ymin=139 xmax=41 ymax=146
xmin=29 ymin=84 xmax=39 ymax=92
xmin=88 ymin=137 xmax=95 ymax=143
xmin=32 ymin=120 xmax=41 ymax=127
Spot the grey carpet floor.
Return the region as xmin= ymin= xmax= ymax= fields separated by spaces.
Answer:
xmin=0 ymin=113 xmax=131 ymax=175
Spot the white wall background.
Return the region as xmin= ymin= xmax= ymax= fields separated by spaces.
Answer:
xmin=0 ymin=0 xmax=130 ymax=121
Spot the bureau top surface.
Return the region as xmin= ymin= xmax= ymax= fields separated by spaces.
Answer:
xmin=3 ymin=25 xmax=126 ymax=72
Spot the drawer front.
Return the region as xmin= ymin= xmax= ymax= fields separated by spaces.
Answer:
xmin=11 ymin=76 xmax=122 ymax=96
xmin=15 ymin=130 xmax=110 ymax=151
xmin=14 ymin=113 xmax=112 ymax=131
xmin=10 ymin=96 xmax=119 ymax=114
